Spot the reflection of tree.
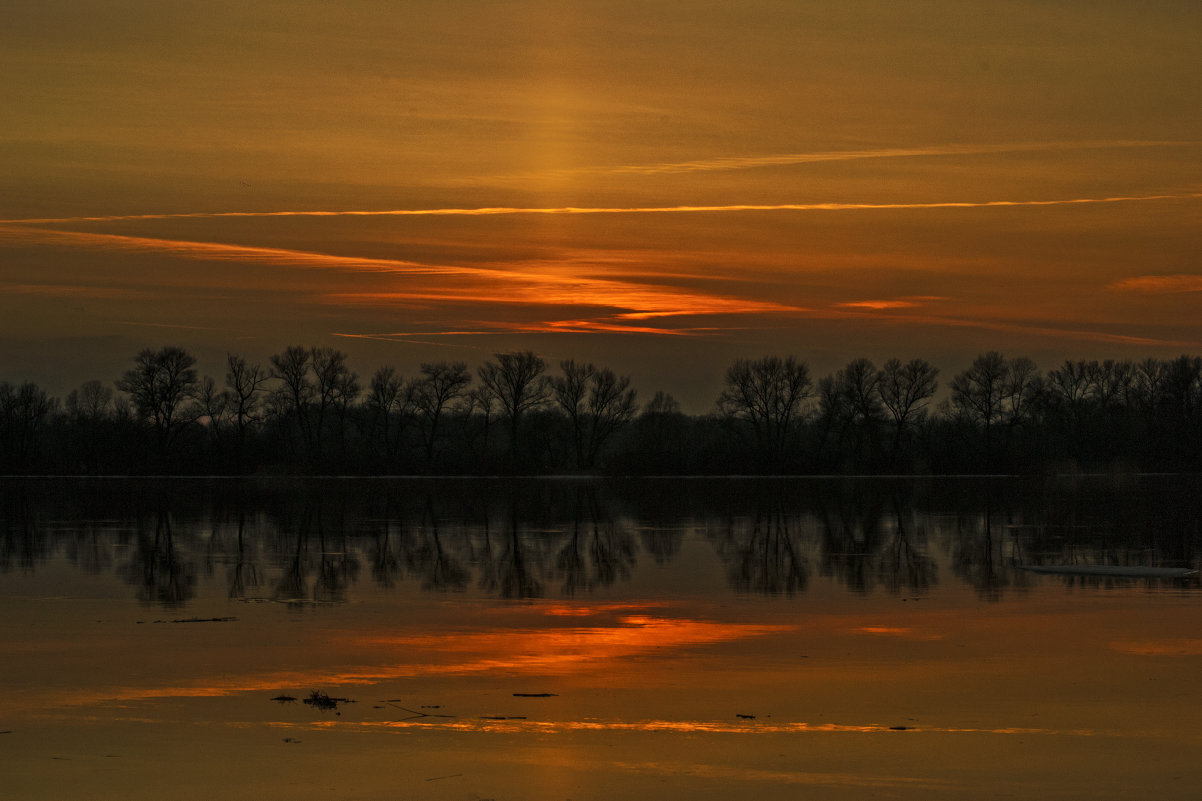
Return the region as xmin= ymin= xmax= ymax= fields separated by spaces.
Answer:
xmin=8 ymin=477 xmax=1201 ymax=608
xmin=477 ymin=499 xmax=544 ymax=599
xmin=67 ymin=524 xmax=113 ymax=576
xmin=405 ymin=496 xmax=468 ymax=591
xmin=368 ymin=499 xmax=403 ymax=589
xmin=227 ymin=509 xmax=261 ymax=600
xmin=946 ymin=486 xmax=1028 ymax=601
xmin=817 ymin=483 xmax=888 ymax=594
xmin=121 ymin=503 xmax=196 ymax=607
xmin=555 ymin=488 xmax=636 ymax=595
xmin=273 ymin=502 xmax=315 ymax=606
xmin=0 ymin=491 xmax=46 ymax=573
xmin=873 ymin=495 xmax=937 ymax=594
xmin=712 ymin=501 xmax=809 ymax=596
xmin=312 ymin=497 xmax=359 ymax=604
xmin=639 ymin=526 xmax=683 ymax=565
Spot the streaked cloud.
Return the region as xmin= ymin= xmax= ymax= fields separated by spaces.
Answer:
xmin=0 ymin=282 xmax=151 ymax=300
xmin=527 ymin=140 xmax=1200 ymax=178
xmin=3 ymin=191 xmax=1199 ymax=226
xmin=857 ymin=311 xmax=1197 ymax=349
xmin=836 ymin=300 xmax=922 ymax=310
xmin=0 ymin=223 xmax=801 ymax=336
xmin=10 ymin=217 xmax=1187 ymax=346
xmin=0 ymin=225 xmax=465 ymax=276
xmin=1110 ymin=274 xmax=1202 ymax=293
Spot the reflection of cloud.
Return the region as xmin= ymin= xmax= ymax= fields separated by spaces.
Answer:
xmin=1110 ymin=274 xmax=1202 ymax=293
xmin=45 ymin=614 xmax=794 ymax=710
xmin=1111 ymin=639 xmax=1202 ymax=656
xmin=606 ymin=758 xmax=960 ymax=789
xmin=359 ymin=614 xmax=796 ymax=675
xmin=853 ymin=626 xmax=942 ymax=641
xmin=541 ymin=602 xmax=673 ymax=617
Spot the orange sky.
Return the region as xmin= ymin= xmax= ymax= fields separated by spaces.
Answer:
xmin=2 ymin=1 xmax=1201 ymax=408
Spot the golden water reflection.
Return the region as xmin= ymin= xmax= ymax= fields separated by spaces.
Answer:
xmin=5 ymin=478 xmax=1202 ymax=800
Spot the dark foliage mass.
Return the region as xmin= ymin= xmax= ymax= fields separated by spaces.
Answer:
xmin=2 ymin=347 xmax=1201 ymax=475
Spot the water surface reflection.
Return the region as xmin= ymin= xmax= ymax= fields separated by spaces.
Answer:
xmin=4 ymin=477 xmax=1202 ymax=801
xmin=2 ymin=476 xmax=1199 ymax=606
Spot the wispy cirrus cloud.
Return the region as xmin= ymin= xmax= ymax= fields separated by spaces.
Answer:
xmin=867 ymin=312 xmax=1195 ymax=348
xmin=327 ymin=285 xmax=797 ymax=321
xmin=837 ymin=299 xmax=921 ymax=310
xmin=1110 ymin=274 xmax=1202 ymax=293
xmin=541 ymin=140 xmax=1199 ymax=177
xmin=0 ymin=282 xmax=153 ymax=300
xmin=0 ymin=225 xmax=465 ymax=276
xmin=335 ymin=319 xmax=719 ymax=340
xmin=0 ymin=223 xmax=801 ymax=335
xmin=2 ymin=191 xmax=1200 ymax=227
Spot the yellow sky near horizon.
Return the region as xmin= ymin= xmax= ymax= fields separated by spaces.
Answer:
xmin=2 ymin=1 xmax=1201 ymax=408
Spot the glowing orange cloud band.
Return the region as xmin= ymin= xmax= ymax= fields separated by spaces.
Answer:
xmin=535 ymin=140 xmax=1201 ymax=177
xmin=2 ymin=192 xmax=1199 ymax=226
xmin=1110 ymin=274 xmax=1202 ymax=293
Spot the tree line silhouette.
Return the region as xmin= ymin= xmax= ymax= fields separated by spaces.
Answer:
xmin=1 ymin=346 xmax=1201 ymax=474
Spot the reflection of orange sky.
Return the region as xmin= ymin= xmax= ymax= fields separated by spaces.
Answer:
xmin=352 ymin=613 xmax=797 ymax=674
xmin=41 ymin=607 xmax=795 ymax=710
xmin=853 ymin=626 xmax=942 ymax=641
xmin=1111 ymin=639 xmax=1202 ymax=656
xmin=289 ymin=718 xmax=1102 ymax=738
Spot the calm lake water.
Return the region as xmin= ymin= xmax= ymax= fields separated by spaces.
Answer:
xmin=2 ymin=476 xmax=1201 ymax=800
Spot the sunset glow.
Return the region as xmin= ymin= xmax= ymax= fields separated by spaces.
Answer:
xmin=2 ymin=1 xmax=1200 ymax=401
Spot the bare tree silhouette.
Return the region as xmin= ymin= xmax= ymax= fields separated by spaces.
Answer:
xmin=114 ymin=347 xmax=199 ymax=469
xmin=552 ymin=360 xmax=638 ymax=470
xmin=717 ymin=356 xmax=812 ymax=472
xmin=877 ymin=358 xmax=939 ymax=466
xmin=478 ymin=351 xmax=550 ymax=470
xmin=412 ymin=361 xmax=471 ymax=467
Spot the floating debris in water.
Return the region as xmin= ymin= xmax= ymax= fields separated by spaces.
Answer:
xmin=303 ymin=691 xmax=353 ymax=711
xmin=270 ymin=695 xmax=297 ymax=703
xmin=513 ymin=693 xmax=557 ymax=698
xmin=151 ymin=616 xmax=238 ymax=624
